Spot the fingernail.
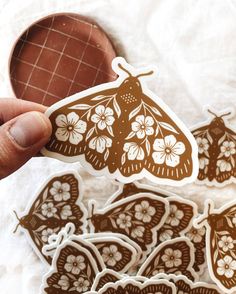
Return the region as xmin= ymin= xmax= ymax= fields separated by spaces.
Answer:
xmin=9 ymin=112 xmax=49 ymax=147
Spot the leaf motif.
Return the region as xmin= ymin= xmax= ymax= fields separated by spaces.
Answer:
xmin=107 ymin=126 xmax=114 ymax=137
xmin=110 ymin=217 xmax=118 ymax=229
xmin=34 ymin=213 xmax=47 ymax=220
xmin=146 ymin=140 xmax=151 ymax=155
xmin=121 ymin=153 xmax=126 ymax=165
xmin=154 ymin=255 xmax=160 ymax=267
xmin=129 ymin=104 xmax=142 ymax=120
xmin=230 ymin=250 xmax=236 ymax=259
xmin=87 ymin=109 xmax=91 ymax=121
xmin=34 ymin=199 xmax=41 ymax=210
xmin=212 ymin=237 xmax=215 ymax=247
xmin=124 ymin=202 xmax=135 ymax=211
xmin=226 ymin=216 xmax=234 ymax=228
xmin=86 ymin=127 xmax=95 ymax=141
xmin=206 ymin=132 xmax=214 ymax=145
xmin=104 ymin=149 xmax=109 ymax=161
xmin=217 ymin=231 xmax=230 ymax=235
xmin=69 ymin=104 xmax=91 ymax=110
xmin=125 ymin=131 xmax=136 ymax=140
xmin=218 ymin=134 xmax=227 ymax=146
xmin=113 ymin=97 xmax=121 ymax=118
xmin=43 ymin=188 xmax=49 ymax=201
xmin=159 ymin=122 xmax=178 ymax=134
xmin=35 ymin=225 xmax=47 ymax=232
xmin=92 ymin=95 xmax=114 ymax=101
xmin=213 ymin=249 xmax=218 ymax=264
xmin=87 ymin=264 xmax=91 ymax=277
xmin=151 ymin=107 xmax=162 ymax=117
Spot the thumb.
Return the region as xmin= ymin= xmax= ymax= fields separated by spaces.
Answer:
xmin=0 ymin=111 xmax=52 ymax=179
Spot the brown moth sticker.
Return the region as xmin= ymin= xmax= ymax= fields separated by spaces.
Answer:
xmin=91 ymin=269 xmax=122 ymax=292
xmin=192 ymin=107 xmax=236 ymax=187
xmin=87 ymin=279 xmax=175 ymax=294
xmin=42 ymin=240 xmax=102 ymax=293
xmin=186 ymin=223 xmax=206 ymax=274
xmin=41 ymin=57 xmax=198 ymax=186
xmin=88 ymin=193 xmax=169 ymax=257
xmin=152 ymin=273 xmax=223 ymax=294
xmin=13 ymin=171 xmax=87 ymax=264
xmin=137 ymin=237 xmax=198 ymax=281
xmin=194 ymin=199 xmax=236 ymax=293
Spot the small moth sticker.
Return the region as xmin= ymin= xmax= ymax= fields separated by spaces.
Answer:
xmin=41 ymin=57 xmax=198 ymax=186
xmin=194 ymin=199 xmax=236 ymax=293
xmin=13 ymin=171 xmax=87 ymax=264
xmin=192 ymin=107 xmax=236 ymax=186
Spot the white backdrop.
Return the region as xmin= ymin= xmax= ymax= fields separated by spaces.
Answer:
xmin=1 ymin=0 xmax=236 ymax=292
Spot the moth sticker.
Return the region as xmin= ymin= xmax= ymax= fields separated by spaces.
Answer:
xmin=41 ymin=57 xmax=198 ymax=186
xmin=192 ymin=107 xmax=236 ymax=186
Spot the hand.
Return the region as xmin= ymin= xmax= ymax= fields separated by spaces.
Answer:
xmin=0 ymin=99 xmax=52 ymax=179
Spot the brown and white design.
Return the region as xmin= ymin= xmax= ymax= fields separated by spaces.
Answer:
xmin=42 ymin=240 xmax=101 ymax=293
xmin=88 ymin=193 xmax=169 ymax=256
xmin=186 ymin=223 xmax=206 ymax=274
xmin=87 ymin=279 xmax=175 ymax=294
xmin=153 ymin=274 xmax=223 ymax=294
xmin=41 ymin=57 xmax=198 ymax=185
xmin=137 ymin=237 xmax=198 ymax=281
xmin=13 ymin=171 xmax=87 ymax=264
xmin=91 ymin=269 xmax=122 ymax=292
xmin=194 ymin=199 xmax=236 ymax=293
xmin=192 ymin=108 xmax=236 ymax=186
xmin=9 ymin=13 xmax=117 ymax=106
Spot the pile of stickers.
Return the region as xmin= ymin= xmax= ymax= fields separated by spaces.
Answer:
xmin=15 ymin=57 xmax=236 ymax=293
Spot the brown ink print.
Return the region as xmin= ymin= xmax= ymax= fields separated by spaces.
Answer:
xmin=137 ymin=237 xmax=198 ymax=281
xmin=192 ymin=107 xmax=236 ymax=186
xmin=42 ymin=240 xmax=100 ymax=293
xmin=88 ymin=193 xmax=169 ymax=257
xmin=195 ymin=199 xmax=236 ymax=293
xmin=91 ymin=269 xmax=122 ymax=292
xmin=41 ymin=57 xmax=198 ymax=186
xmin=13 ymin=171 xmax=87 ymax=264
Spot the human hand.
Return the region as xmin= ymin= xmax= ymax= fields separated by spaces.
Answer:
xmin=0 ymin=99 xmax=52 ymax=179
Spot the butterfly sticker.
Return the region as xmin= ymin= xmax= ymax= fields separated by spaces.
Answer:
xmin=87 ymin=278 xmax=175 ymax=294
xmin=88 ymin=193 xmax=169 ymax=257
xmin=41 ymin=57 xmax=198 ymax=186
xmin=137 ymin=237 xmax=198 ymax=281
xmin=13 ymin=171 xmax=87 ymax=264
xmin=152 ymin=273 xmax=223 ymax=294
xmin=192 ymin=107 xmax=236 ymax=186
xmin=194 ymin=199 xmax=236 ymax=293
xmin=42 ymin=239 xmax=103 ymax=293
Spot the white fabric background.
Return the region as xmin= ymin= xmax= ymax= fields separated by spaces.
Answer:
xmin=0 ymin=0 xmax=236 ymax=292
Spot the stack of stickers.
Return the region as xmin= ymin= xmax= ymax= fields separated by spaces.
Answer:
xmin=14 ymin=57 xmax=236 ymax=293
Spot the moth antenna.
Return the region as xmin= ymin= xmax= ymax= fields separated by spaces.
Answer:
xmin=196 ymin=201 xmax=212 ymax=226
xmin=13 ymin=210 xmax=20 ymax=221
xmin=207 ymin=109 xmax=218 ymax=117
xmin=13 ymin=223 xmax=20 ymax=234
xmin=117 ymin=63 xmax=132 ymax=76
xmin=87 ymin=203 xmax=95 ymax=221
xmin=13 ymin=210 xmax=21 ymax=233
xmin=220 ymin=111 xmax=231 ymax=118
xmin=136 ymin=70 xmax=154 ymax=78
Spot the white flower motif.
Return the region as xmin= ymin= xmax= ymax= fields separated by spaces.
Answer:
xmin=161 ymin=248 xmax=182 ymax=268
xmin=91 ymin=105 xmax=115 ymax=130
xmin=131 ymin=115 xmax=154 ymax=139
xmin=102 ymin=245 xmax=122 ymax=266
xmin=166 ymin=205 xmax=184 ymax=226
xmin=196 ymin=137 xmax=209 ymax=154
xmin=123 ymin=142 xmax=145 ymax=160
xmin=73 ymin=277 xmax=90 ymax=292
xmin=89 ymin=135 xmax=112 ymax=153
xmin=58 ymin=275 xmax=69 ymax=290
xmin=152 ymin=135 xmax=185 ymax=167
xmin=217 ymin=255 xmax=236 ymax=278
xmin=134 ymin=201 xmax=156 ymax=223
xmin=41 ymin=228 xmax=54 ymax=243
xmin=55 ymin=112 xmax=87 ymax=145
xmin=217 ymin=159 xmax=232 ymax=172
xmin=64 ymin=255 xmax=86 ymax=275
xmin=60 ymin=205 xmax=72 ymax=220
xmin=218 ymin=236 xmax=234 ymax=252
xmin=221 ymin=141 xmax=236 ymax=157
xmin=131 ymin=226 xmax=145 ymax=239
xmin=50 ymin=181 xmax=70 ymax=201
xmin=116 ymin=214 xmax=132 ymax=229
xmin=41 ymin=202 xmax=57 ymax=218
xmin=186 ymin=227 xmax=205 ymax=243
xmin=159 ymin=230 xmax=174 ymax=242
xmin=199 ymin=157 xmax=209 ymax=169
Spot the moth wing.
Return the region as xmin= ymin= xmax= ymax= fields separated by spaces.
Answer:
xmin=44 ymin=88 xmax=119 ymax=172
xmin=91 ymin=195 xmax=168 ymax=254
xmin=215 ymin=127 xmax=236 ymax=184
xmin=117 ymin=93 xmax=195 ymax=181
xmin=192 ymin=123 xmax=214 ymax=182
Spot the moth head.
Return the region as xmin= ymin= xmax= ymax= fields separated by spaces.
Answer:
xmin=208 ymin=109 xmax=231 ymax=135
xmin=13 ymin=210 xmax=29 ymax=233
xmin=117 ymin=63 xmax=154 ymax=101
